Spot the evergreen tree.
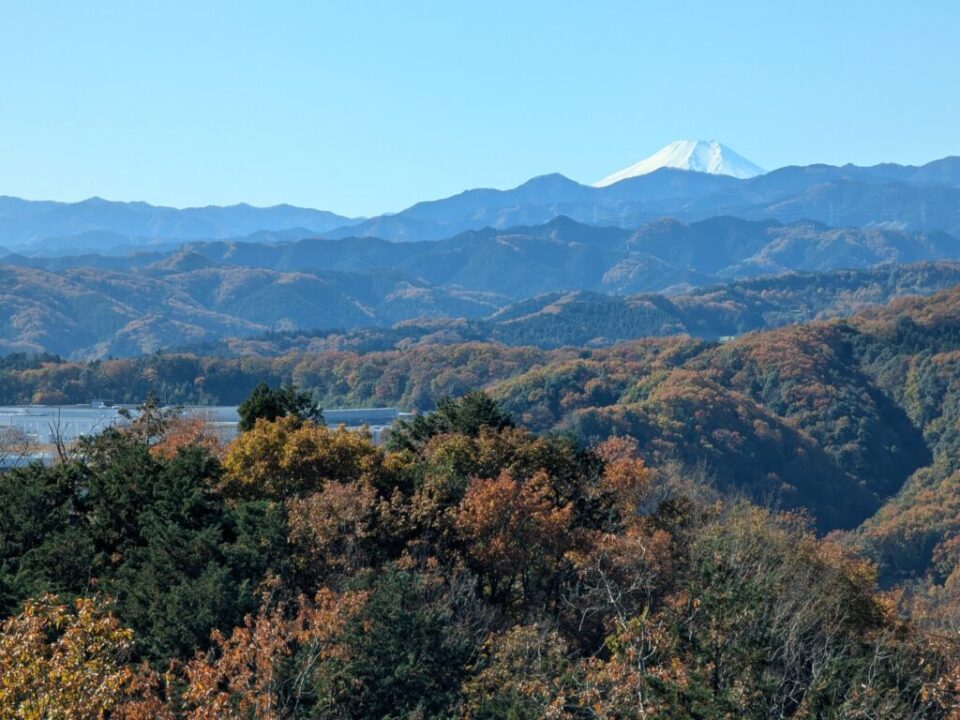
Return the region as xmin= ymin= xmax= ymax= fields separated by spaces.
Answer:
xmin=237 ymin=382 xmax=323 ymax=432
xmin=387 ymin=390 xmax=512 ymax=451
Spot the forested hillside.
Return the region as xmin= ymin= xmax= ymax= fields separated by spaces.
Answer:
xmin=8 ymin=4 xmax=960 ymax=715
xmin=4 ymin=254 xmax=960 ymax=357
xmin=6 ymin=284 xmax=960 ymax=592
xmin=5 ymin=235 xmax=960 ymax=712
xmin=2 ymin=393 xmax=958 ymax=717
xmin=191 ymin=261 xmax=960 ymax=355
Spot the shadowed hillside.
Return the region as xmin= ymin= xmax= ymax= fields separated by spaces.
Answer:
xmin=3 ymin=217 xmax=960 ymax=357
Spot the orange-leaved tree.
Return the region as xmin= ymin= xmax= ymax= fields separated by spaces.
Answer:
xmin=456 ymin=470 xmax=576 ymax=607
xmin=178 ymin=587 xmax=366 ymax=720
xmin=0 ymin=594 xmax=167 ymax=720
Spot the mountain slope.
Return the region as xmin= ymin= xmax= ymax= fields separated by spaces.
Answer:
xmin=5 ymin=250 xmax=960 ymax=359
xmin=7 ymin=278 xmax=960 ymax=595
xmin=10 ymin=285 xmax=960 ymax=540
xmin=10 ymin=215 xmax=959 ymax=297
xmin=0 ymin=264 xmax=506 ymax=358
xmin=594 ymin=140 xmax=765 ymax=186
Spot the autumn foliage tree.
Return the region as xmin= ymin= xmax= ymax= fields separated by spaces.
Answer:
xmin=221 ymin=416 xmax=382 ymax=500
xmin=0 ymin=594 xmax=166 ymax=720
xmin=177 ymin=588 xmax=365 ymax=720
xmin=0 ymin=389 xmax=958 ymax=718
xmin=456 ymin=470 xmax=576 ymax=607
xmin=149 ymin=413 xmax=225 ymax=460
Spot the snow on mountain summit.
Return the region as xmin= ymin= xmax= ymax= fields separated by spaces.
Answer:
xmin=594 ymin=140 xmax=765 ymax=187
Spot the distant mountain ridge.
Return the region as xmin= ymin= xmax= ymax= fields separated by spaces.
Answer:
xmin=0 ymin=195 xmax=361 ymax=252
xmin=0 ymin=263 xmax=507 ymax=358
xmin=3 ymin=213 xmax=960 ymax=358
xmin=4 ymin=254 xmax=960 ymax=361
xmin=324 ymin=156 xmax=960 ymax=242
xmin=3 ymin=154 xmax=960 ymax=254
xmin=174 ymin=261 xmax=960 ymax=358
xmin=7 ymin=215 xmax=959 ymax=297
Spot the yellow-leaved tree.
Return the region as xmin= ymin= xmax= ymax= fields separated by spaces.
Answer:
xmin=221 ymin=416 xmax=383 ymax=499
xmin=0 ymin=594 xmax=166 ymax=720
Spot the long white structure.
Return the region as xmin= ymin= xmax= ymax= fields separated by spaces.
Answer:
xmin=0 ymin=404 xmax=410 ymax=446
xmin=0 ymin=404 xmax=132 ymax=444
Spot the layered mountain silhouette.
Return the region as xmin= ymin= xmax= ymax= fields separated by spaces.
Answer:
xmin=4 ymin=150 xmax=960 ymax=359
xmin=4 ymin=214 xmax=960 ymax=357
xmin=7 ymin=215 xmax=959 ymax=295
xmin=326 ymin=157 xmax=960 ymax=242
xmin=0 ymin=196 xmax=361 ymax=252
xmin=3 ymin=154 xmax=960 ymax=253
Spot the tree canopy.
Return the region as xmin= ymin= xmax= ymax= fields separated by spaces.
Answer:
xmin=1 ymin=393 xmax=958 ymax=718
xmin=236 ymin=381 xmax=323 ymax=431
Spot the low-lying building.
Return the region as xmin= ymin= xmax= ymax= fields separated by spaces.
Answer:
xmin=182 ymin=406 xmax=410 ymax=444
xmin=0 ymin=403 xmax=133 ymax=445
xmin=0 ymin=403 xmax=410 ymax=448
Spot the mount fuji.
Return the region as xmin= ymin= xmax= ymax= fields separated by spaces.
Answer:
xmin=594 ymin=140 xmax=766 ymax=186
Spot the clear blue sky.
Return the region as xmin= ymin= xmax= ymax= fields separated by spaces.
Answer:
xmin=1 ymin=1 xmax=957 ymax=216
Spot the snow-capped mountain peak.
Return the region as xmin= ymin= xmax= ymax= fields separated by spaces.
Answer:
xmin=594 ymin=140 xmax=765 ymax=187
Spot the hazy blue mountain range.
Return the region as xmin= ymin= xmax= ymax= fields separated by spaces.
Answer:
xmin=324 ymin=157 xmax=960 ymax=242
xmin=2 ymin=155 xmax=960 ymax=255
xmin=7 ymin=215 xmax=958 ymax=296
xmin=0 ymin=196 xmax=361 ymax=252
xmin=4 ymin=153 xmax=960 ymax=359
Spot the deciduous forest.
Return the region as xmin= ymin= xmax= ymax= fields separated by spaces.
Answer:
xmin=5 ymin=286 xmax=960 ymax=715
xmin=3 ymin=392 xmax=960 ymax=718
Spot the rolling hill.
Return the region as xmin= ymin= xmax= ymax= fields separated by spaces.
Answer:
xmin=4 ymin=254 xmax=960 ymax=359
xmin=0 ymin=265 xmax=505 ymax=357
xmin=9 ymin=282 xmax=960 ymax=553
